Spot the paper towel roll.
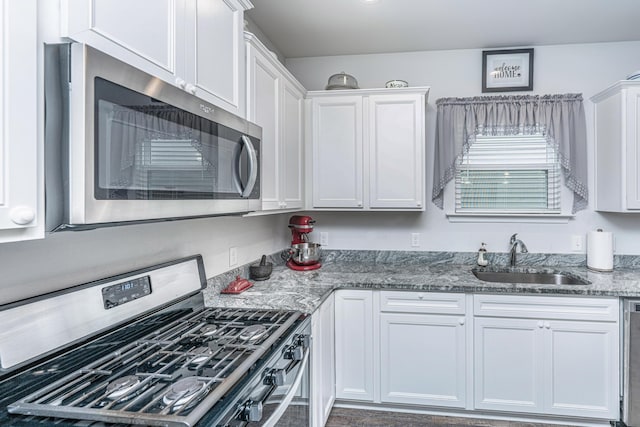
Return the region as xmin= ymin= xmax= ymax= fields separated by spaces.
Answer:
xmin=587 ymin=229 xmax=614 ymax=272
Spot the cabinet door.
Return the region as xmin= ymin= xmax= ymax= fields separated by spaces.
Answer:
xmin=380 ymin=313 xmax=466 ymax=408
xmin=281 ymin=81 xmax=305 ymax=210
xmin=0 ymin=0 xmax=42 ymax=242
xmin=474 ymin=317 xmax=545 ymax=413
xmin=186 ymin=0 xmax=245 ymax=116
xmin=311 ymin=97 xmax=364 ymax=208
xmin=544 ymin=320 xmax=619 ymax=418
xmin=627 ymin=88 xmax=640 ymax=209
xmin=311 ymin=294 xmax=335 ymax=427
xmin=368 ymin=94 xmax=424 ymax=209
xmin=63 ymin=0 xmax=180 ymax=78
xmin=334 ymin=290 xmax=374 ymax=401
xmin=246 ymin=46 xmax=281 ymax=210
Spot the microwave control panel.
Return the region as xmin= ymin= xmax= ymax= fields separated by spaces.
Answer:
xmin=101 ymin=276 xmax=152 ymax=310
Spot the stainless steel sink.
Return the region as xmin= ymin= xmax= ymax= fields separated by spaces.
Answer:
xmin=472 ymin=269 xmax=589 ymax=285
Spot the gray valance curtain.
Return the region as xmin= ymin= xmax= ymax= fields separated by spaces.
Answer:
xmin=432 ymin=93 xmax=588 ymax=213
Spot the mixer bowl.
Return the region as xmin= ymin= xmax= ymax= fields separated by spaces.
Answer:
xmin=290 ymin=243 xmax=322 ymax=265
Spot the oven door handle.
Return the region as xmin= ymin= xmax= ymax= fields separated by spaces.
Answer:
xmin=261 ymin=347 xmax=309 ymax=427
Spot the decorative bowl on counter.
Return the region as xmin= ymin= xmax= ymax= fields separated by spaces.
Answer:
xmin=326 ymin=72 xmax=359 ymax=90
xmin=249 ymin=255 xmax=273 ymax=281
xmin=385 ymin=79 xmax=408 ymax=88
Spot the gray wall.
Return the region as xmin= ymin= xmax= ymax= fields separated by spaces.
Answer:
xmin=286 ymin=41 xmax=640 ymax=256
xmin=0 ymin=214 xmax=290 ymax=305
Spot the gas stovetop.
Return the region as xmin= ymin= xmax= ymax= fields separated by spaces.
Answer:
xmin=0 ymin=256 xmax=304 ymax=427
xmin=7 ymin=307 xmax=300 ymax=426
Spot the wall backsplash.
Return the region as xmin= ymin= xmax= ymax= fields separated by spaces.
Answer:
xmin=0 ymin=214 xmax=291 ymax=306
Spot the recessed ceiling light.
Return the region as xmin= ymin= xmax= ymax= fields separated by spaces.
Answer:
xmin=361 ymin=0 xmax=380 ymax=4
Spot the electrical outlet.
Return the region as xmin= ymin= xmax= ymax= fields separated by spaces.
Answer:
xmin=570 ymin=235 xmax=583 ymax=252
xmin=411 ymin=233 xmax=420 ymax=247
xmin=229 ymin=247 xmax=238 ymax=266
xmin=320 ymin=232 xmax=329 ymax=246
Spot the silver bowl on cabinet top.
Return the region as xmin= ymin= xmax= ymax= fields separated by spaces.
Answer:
xmin=385 ymin=79 xmax=408 ymax=88
xmin=325 ymin=72 xmax=359 ymax=90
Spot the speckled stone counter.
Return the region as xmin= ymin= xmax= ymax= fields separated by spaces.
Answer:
xmin=202 ymin=250 xmax=640 ymax=314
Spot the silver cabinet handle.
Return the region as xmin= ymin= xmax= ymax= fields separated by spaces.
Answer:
xmin=241 ymin=135 xmax=258 ymax=198
xmin=185 ymin=83 xmax=197 ymax=94
xmin=261 ymin=348 xmax=309 ymax=427
xmin=175 ymin=77 xmax=186 ymax=89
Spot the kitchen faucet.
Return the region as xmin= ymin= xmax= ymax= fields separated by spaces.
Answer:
xmin=509 ymin=233 xmax=528 ymax=267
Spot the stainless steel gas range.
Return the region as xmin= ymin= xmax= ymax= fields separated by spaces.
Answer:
xmin=0 ymin=256 xmax=310 ymax=426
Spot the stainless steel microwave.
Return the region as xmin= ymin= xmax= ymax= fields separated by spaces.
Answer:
xmin=45 ymin=44 xmax=261 ymax=231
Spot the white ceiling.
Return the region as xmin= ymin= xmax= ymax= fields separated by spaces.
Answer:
xmin=246 ymin=0 xmax=640 ymax=58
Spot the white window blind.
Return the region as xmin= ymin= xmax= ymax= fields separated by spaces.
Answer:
xmin=455 ymin=135 xmax=561 ymax=213
xmin=133 ymin=139 xmax=214 ymax=193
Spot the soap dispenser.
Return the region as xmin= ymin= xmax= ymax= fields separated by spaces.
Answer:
xmin=477 ymin=243 xmax=489 ymax=267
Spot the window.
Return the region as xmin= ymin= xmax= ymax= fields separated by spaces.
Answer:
xmin=454 ymin=134 xmax=561 ymax=214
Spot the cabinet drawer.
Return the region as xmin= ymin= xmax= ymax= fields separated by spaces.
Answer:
xmin=474 ymin=294 xmax=618 ymax=321
xmin=380 ymin=291 xmax=465 ymax=315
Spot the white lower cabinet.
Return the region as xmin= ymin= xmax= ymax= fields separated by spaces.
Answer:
xmin=379 ymin=291 xmax=467 ymax=408
xmin=474 ymin=317 xmax=545 ymax=412
xmin=332 ymin=290 xmax=620 ymax=423
xmin=311 ymin=293 xmax=335 ymax=427
xmin=473 ymin=294 xmax=620 ymax=419
xmin=334 ymin=290 xmax=375 ymax=401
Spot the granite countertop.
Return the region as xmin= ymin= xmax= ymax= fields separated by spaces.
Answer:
xmin=202 ymin=250 xmax=640 ymax=314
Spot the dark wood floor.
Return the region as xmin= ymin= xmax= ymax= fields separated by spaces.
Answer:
xmin=325 ymin=407 xmax=577 ymax=427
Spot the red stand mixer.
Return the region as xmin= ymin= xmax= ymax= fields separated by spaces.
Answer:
xmin=286 ymin=215 xmax=322 ymax=271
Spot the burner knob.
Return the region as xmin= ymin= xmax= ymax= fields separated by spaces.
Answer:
xmin=296 ymin=334 xmax=311 ymax=348
xmin=239 ymin=400 xmax=262 ymax=422
xmin=284 ymin=344 xmax=304 ymax=361
xmin=263 ymin=368 xmax=286 ymax=386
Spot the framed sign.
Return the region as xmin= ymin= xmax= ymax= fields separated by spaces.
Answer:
xmin=482 ymin=48 xmax=534 ymax=92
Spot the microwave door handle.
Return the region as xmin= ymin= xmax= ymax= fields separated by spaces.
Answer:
xmin=240 ymin=135 xmax=258 ymax=198
xmin=260 ymin=348 xmax=309 ymax=427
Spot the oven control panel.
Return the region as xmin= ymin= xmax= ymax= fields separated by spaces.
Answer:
xmin=101 ymin=276 xmax=152 ymax=310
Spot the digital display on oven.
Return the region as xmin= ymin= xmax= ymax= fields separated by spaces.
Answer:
xmin=101 ymin=276 xmax=152 ymax=309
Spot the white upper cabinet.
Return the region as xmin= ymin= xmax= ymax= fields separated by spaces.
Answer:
xmin=368 ymin=94 xmax=425 ymax=209
xmin=307 ymin=88 xmax=428 ymax=210
xmin=310 ymin=95 xmax=364 ymax=208
xmin=0 ymin=0 xmax=43 ymax=243
xmin=592 ymin=81 xmax=640 ymax=211
xmin=246 ymin=33 xmax=305 ymax=212
xmin=63 ymin=0 xmax=251 ymax=116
